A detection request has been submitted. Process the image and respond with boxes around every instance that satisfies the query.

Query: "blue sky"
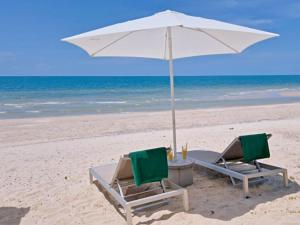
[0,0,299,76]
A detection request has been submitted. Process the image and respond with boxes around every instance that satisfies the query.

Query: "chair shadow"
[93,182,127,220]
[0,207,30,225]
[135,212,176,225]
[93,180,180,225]
[93,166,300,224]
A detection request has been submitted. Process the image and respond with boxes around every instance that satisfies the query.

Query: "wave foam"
[25,110,40,113]
[88,101,127,104]
[4,103,24,108]
[228,88,295,96]
[3,101,70,107]
[31,101,70,105]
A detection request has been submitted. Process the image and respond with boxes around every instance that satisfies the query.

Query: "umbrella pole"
[167,27,177,160]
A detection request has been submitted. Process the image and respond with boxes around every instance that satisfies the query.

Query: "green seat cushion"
[129,147,168,186]
[240,133,270,163]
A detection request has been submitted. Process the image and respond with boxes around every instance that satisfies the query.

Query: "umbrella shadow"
[132,167,299,224]
[185,166,300,221]
[0,207,30,225]
[137,168,300,224]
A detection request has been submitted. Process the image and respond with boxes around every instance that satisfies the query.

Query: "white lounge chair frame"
[89,155,189,225]
[188,134,288,196]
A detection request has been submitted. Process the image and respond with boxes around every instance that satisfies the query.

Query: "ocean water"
[0,76,300,119]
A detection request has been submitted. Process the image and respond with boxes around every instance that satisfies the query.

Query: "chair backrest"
[217,138,243,162]
[110,156,133,184]
[214,134,272,163]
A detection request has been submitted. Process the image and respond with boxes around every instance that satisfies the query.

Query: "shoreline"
[2,99,300,121]
[1,101,300,122]
[1,102,300,148]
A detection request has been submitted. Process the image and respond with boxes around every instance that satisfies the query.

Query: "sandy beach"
[1,103,300,225]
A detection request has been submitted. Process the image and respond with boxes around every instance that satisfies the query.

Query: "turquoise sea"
[0,76,300,119]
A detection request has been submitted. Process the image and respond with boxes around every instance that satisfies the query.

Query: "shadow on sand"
[93,167,300,224]
[0,207,30,225]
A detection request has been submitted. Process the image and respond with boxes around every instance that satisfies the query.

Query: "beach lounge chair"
[187,133,288,196]
[89,147,189,225]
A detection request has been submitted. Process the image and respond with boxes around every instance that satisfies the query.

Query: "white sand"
[0,103,300,225]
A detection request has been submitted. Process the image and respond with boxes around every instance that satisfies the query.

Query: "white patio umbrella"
[62,10,278,160]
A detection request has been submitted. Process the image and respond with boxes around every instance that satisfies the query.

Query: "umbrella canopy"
[62,10,278,160]
[62,10,277,59]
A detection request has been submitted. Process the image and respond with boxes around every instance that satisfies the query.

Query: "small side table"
[168,159,194,187]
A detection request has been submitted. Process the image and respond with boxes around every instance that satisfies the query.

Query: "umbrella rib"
[181,26,240,53]
[91,31,136,56]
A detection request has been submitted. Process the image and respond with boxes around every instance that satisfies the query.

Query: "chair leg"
[283,169,288,187]
[89,169,93,184]
[125,205,133,225]
[183,189,189,211]
[117,180,125,198]
[254,160,262,172]
[161,180,166,193]
[221,157,236,185]
[243,177,249,197]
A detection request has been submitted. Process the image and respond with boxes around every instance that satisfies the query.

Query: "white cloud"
[233,18,274,26]
[35,62,52,71]
[279,2,300,19]
[0,51,16,62]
